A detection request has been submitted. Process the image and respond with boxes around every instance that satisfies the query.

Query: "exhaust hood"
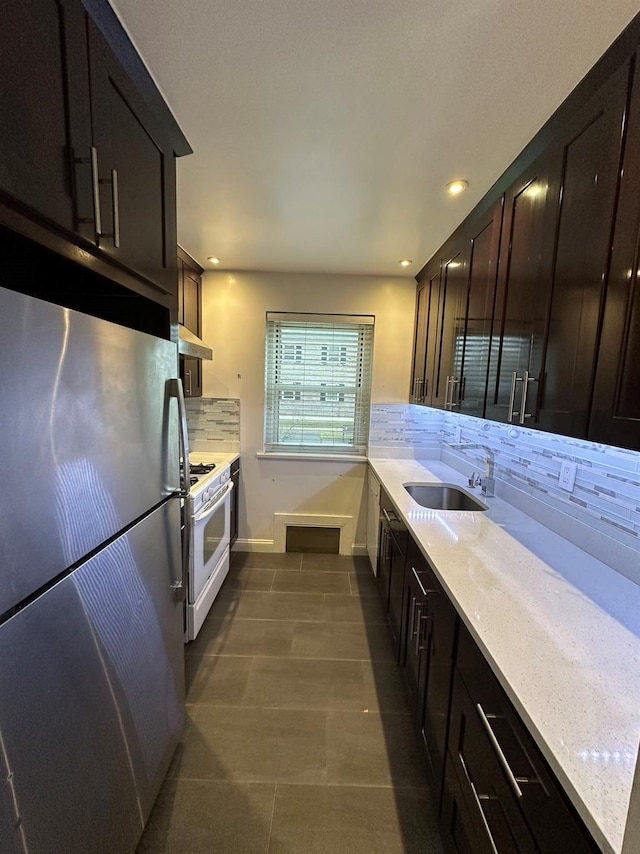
[178,325,213,360]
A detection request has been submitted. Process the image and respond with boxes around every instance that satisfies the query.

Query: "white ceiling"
[111,0,639,277]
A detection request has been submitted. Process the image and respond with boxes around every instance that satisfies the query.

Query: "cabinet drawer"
[449,671,538,853]
[455,628,598,853]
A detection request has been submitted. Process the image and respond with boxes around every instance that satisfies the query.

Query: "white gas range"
[183,453,237,641]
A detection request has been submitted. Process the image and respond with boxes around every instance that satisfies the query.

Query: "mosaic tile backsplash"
[369,404,640,581]
[186,398,240,453]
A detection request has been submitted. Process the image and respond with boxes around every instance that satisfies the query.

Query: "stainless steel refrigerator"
[0,286,186,853]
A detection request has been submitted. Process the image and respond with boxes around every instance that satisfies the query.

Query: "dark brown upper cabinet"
[177,248,204,398]
[0,0,91,235]
[0,0,190,313]
[437,244,470,412]
[590,58,640,451]
[536,62,631,438]
[484,152,563,425]
[86,20,178,298]
[412,13,640,451]
[410,264,441,406]
[456,202,503,417]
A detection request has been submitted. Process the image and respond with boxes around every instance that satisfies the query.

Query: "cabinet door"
[181,356,202,398]
[537,63,630,438]
[183,266,201,334]
[458,203,503,417]
[436,246,470,411]
[0,0,92,237]
[418,561,458,790]
[448,673,538,853]
[590,59,640,450]
[410,282,429,403]
[87,20,177,298]
[387,527,407,651]
[485,153,562,424]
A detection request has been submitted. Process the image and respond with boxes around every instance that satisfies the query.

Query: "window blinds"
[264,313,374,455]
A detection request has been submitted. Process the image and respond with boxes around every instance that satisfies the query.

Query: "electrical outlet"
[559,460,577,492]
[454,425,462,443]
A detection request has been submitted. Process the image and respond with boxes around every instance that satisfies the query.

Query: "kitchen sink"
[403,483,488,511]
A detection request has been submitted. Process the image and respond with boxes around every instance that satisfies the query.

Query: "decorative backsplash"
[186,398,240,453]
[369,404,640,581]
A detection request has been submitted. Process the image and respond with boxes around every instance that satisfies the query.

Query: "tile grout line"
[238,655,256,708]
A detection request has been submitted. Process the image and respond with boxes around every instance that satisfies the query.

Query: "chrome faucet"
[447,442,496,497]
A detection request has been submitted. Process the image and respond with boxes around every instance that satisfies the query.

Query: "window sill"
[256,452,368,462]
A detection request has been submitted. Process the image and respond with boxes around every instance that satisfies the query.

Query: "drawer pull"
[411,566,437,598]
[458,752,499,854]
[476,704,523,799]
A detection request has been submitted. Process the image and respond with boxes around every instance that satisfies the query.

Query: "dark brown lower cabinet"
[401,538,457,796]
[445,625,600,854]
[394,531,600,853]
[377,490,408,655]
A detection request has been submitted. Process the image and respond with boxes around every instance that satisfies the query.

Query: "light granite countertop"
[368,457,640,854]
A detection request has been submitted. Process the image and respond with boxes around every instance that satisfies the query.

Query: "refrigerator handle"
[168,378,191,492]
[168,378,190,601]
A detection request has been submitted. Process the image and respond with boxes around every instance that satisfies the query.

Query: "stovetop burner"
[190,462,217,475]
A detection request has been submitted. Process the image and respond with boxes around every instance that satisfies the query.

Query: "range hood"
[178,325,213,360]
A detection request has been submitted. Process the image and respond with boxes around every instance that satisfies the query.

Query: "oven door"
[189,481,233,605]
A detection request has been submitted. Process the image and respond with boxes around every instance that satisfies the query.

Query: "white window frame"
[264,312,374,456]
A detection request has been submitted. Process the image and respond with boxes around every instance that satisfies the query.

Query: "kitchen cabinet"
[1,0,90,236]
[178,248,204,398]
[590,58,640,451]
[442,623,599,854]
[457,202,503,417]
[230,459,240,547]
[377,489,408,654]
[0,0,189,312]
[400,537,457,799]
[410,20,640,451]
[484,151,562,425]
[413,202,501,416]
[410,264,441,405]
[437,243,471,412]
[536,62,630,438]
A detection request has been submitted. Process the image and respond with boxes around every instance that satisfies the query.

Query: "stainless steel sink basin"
[403,483,488,511]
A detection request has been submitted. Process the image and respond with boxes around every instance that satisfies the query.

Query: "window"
[264,312,374,455]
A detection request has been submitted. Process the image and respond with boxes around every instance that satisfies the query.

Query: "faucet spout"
[447,441,496,497]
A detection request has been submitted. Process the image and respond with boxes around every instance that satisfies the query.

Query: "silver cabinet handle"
[476,704,523,798]
[508,371,524,423]
[458,752,500,854]
[445,375,460,410]
[423,377,428,403]
[75,146,103,238]
[185,369,192,396]
[90,146,103,236]
[412,378,419,402]
[99,168,120,248]
[111,168,120,248]
[519,371,537,425]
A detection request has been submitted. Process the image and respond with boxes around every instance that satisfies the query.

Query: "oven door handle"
[192,480,234,524]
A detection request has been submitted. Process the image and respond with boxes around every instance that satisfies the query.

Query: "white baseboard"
[232,537,367,557]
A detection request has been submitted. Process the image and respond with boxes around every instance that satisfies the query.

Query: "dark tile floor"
[137,552,445,853]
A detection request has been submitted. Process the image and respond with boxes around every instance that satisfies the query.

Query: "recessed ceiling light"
[446,180,469,196]
[399,259,413,267]
[206,256,221,264]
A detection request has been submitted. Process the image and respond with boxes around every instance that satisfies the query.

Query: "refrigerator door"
[0,500,184,853]
[0,286,180,616]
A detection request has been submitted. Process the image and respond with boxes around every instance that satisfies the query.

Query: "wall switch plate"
[454,425,462,443]
[559,460,577,492]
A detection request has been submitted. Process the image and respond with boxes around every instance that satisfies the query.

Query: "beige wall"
[200,271,416,550]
